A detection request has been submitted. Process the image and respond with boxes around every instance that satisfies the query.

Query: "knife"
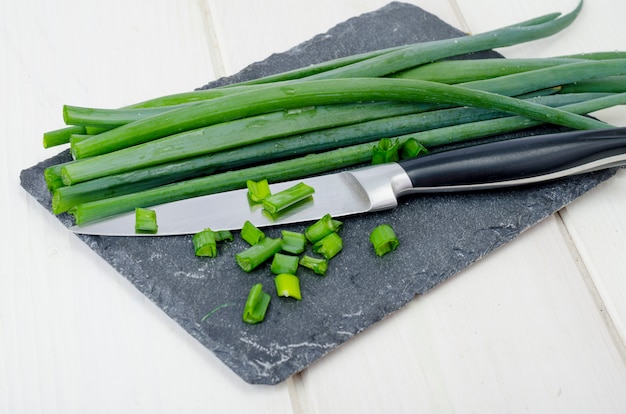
[71,127,626,236]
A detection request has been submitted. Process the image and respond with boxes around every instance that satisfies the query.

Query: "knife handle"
[399,127,626,193]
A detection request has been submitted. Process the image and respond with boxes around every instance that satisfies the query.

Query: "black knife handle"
[399,127,626,192]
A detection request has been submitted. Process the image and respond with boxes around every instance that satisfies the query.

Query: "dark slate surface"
[20,2,617,384]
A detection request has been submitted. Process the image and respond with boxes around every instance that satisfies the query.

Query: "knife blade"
[71,127,626,236]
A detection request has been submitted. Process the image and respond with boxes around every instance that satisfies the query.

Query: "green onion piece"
[261,182,315,215]
[192,228,217,257]
[270,253,299,275]
[274,274,302,300]
[214,230,234,242]
[246,179,271,203]
[312,232,343,260]
[242,283,271,324]
[281,230,307,254]
[370,224,399,257]
[43,125,86,148]
[235,237,282,272]
[241,220,265,245]
[134,207,158,234]
[400,138,429,159]
[298,255,328,276]
[371,138,401,164]
[305,214,343,243]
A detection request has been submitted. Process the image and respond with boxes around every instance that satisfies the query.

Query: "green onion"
[312,232,343,260]
[242,283,271,324]
[305,1,583,80]
[305,214,343,243]
[214,230,234,242]
[262,182,315,215]
[280,230,307,254]
[58,56,626,186]
[270,253,299,275]
[240,220,265,246]
[370,224,399,257]
[391,57,583,83]
[66,142,372,225]
[400,138,429,159]
[559,76,626,94]
[61,101,429,184]
[246,179,271,203]
[372,138,401,164]
[66,92,626,226]
[65,74,609,160]
[404,92,626,148]
[51,92,611,212]
[43,125,86,149]
[274,274,302,300]
[235,237,282,272]
[192,228,217,257]
[298,255,328,276]
[134,207,158,234]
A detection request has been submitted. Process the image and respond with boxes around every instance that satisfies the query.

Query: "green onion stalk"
[64,92,626,225]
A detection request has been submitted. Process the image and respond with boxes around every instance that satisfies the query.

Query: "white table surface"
[3,0,626,412]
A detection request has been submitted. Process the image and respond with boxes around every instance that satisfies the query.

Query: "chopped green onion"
[192,228,217,257]
[371,138,401,164]
[305,214,343,243]
[235,237,282,272]
[298,255,328,276]
[246,179,271,203]
[242,283,271,324]
[370,224,399,257]
[312,232,343,260]
[261,182,315,215]
[214,230,234,242]
[270,253,299,275]
[400,138,429,159]
[274,274,302,300]
[241,220,265,245]
[134,207,158,234]
[280,230,307,254]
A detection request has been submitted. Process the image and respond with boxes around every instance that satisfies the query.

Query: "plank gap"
[555,210,626,368]
[286,372,311,414]
[197,0,227,80]
[447,0,472,34]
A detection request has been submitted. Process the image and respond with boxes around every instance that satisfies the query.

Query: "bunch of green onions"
[42,1,626,226]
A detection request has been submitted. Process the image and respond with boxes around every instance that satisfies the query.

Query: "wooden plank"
[205,0,461,76]
[298,217,626,412]
[3,0,295,412]
[456,0,626,348]
[4,0,626,412]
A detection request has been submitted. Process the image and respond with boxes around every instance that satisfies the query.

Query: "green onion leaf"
[305,214,343,243]
[370,224,399,257]
[192,228,218,257]
[312,232,343,260]
[262,182,315,215]
[298,255,328,276]
[372,138,401,164]
[400,138,429,159]
[134,207,158,234]
[241,220,265,245]
[246,179,271,203]
[274,274,302,300]
[235,237,282,272]
[242,283,271,324]
[214,230,234,242]
[270,253,299,275]
[280,230,307,254]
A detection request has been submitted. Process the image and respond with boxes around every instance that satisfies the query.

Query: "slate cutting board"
[20,2,617,384]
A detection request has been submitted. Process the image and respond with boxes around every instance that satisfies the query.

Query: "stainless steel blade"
[70,163,413,236]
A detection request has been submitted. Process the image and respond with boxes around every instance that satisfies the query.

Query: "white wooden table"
[3,0,626,412]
